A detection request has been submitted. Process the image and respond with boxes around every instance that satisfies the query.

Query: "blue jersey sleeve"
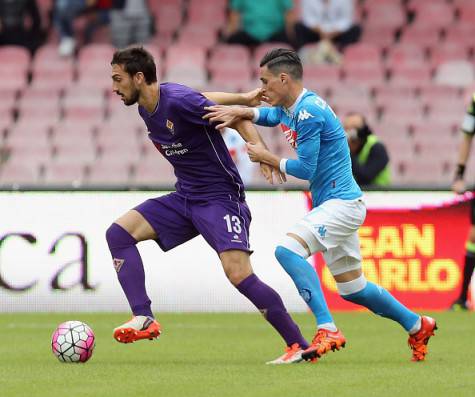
[285,108,325,180]
[256,107,281,127]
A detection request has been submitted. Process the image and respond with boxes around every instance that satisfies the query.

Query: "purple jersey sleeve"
[173,91,216,127]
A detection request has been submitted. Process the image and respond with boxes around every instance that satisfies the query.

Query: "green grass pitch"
[0,312,473,397]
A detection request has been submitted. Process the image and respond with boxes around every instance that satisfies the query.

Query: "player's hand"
[277,169,287,183]
[203,105,244,130]
[246,142,267,162]
[259,163,285,185]
[259,163,274,185]
[242,88,264,107]
[452,178,466,194]
[272,166,286,184]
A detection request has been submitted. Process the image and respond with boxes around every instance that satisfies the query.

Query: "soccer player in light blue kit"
[205,48,437,362]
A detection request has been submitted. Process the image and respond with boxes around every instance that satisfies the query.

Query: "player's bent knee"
[225,265,252,286]
[106,223,137,249]
[220,250,252,286]
[227,271,250,286]
[327,255,362,278]
[287,223,325,255]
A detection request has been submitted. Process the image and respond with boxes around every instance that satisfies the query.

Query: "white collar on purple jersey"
[286,88,307,113]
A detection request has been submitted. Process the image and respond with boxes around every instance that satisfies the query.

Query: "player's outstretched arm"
[246,143,286,184]
[248,117,320,182]
[203,105,254,130]
[233,119,286,184]
[202,88,264,107]
[247,142,281,169]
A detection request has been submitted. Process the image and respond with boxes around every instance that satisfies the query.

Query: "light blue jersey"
[255,89,362,207]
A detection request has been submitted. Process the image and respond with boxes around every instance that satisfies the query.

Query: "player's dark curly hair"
[111,46,157,84]
[260,48,303,80]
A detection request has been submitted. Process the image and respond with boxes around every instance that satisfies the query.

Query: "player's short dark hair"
[111,46,157,84]
[260,48,303,80]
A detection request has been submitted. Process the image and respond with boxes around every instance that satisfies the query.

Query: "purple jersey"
[138,83,245,199]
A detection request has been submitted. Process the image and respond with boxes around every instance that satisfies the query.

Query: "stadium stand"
[1,0,475,188]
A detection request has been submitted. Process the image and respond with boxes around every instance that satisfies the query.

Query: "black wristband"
[455,164,466,180]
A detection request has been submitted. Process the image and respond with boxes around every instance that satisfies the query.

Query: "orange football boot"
[408,316,437,362]
[113,316,161,343]
[266,343,304,364]
[302,328,346,361]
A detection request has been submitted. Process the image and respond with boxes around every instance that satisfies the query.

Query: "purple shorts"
[134,192,252,254]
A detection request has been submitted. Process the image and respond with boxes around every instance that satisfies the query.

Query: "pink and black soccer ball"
[51,321,95,363]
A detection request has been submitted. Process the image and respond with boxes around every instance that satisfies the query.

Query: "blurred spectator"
[344,113,390,187]
[55,0,110,57]
[0,0,45,54]
[451,92,475,311]
[109,0,151,49]
[222,127,255,185]
[294,0,361,52]
[223,0,295,46]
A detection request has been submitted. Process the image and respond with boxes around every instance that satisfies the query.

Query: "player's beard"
[123,88,140,106]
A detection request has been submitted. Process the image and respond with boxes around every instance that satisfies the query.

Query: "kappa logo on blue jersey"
[316,225,327,239]
[297,109,314,122]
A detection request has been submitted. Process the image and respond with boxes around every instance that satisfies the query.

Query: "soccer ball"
[51,320,95,363]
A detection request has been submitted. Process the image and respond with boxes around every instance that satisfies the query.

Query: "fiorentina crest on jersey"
[280,123,297,148]
[166,119,174,133]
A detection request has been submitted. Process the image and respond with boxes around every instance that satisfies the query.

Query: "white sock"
[318,322,338,332]
[408,317,422,335]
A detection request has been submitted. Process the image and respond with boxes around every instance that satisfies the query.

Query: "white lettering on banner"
[0,191,470,312]
[0,192,308,313]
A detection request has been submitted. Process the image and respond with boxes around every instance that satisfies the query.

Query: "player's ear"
[280,73,287,84]
[134,72,145,85]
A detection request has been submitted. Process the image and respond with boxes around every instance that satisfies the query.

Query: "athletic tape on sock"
[278,235,309,258]
[337,274,368,296]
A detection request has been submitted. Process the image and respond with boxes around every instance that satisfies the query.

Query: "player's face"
[111,64,140,106]
[259,66,288,107]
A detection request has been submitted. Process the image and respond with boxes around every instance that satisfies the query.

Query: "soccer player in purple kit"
[107,46,308,364]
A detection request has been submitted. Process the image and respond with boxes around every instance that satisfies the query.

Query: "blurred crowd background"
[0,0,474,188]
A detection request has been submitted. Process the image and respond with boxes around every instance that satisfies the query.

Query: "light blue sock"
[342,281,419,332]
[275,246,333,326]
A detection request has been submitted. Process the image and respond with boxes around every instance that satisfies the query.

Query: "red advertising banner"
[313,196,472,311]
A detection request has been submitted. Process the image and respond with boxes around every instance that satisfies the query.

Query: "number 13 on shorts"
[223,214,242,234]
